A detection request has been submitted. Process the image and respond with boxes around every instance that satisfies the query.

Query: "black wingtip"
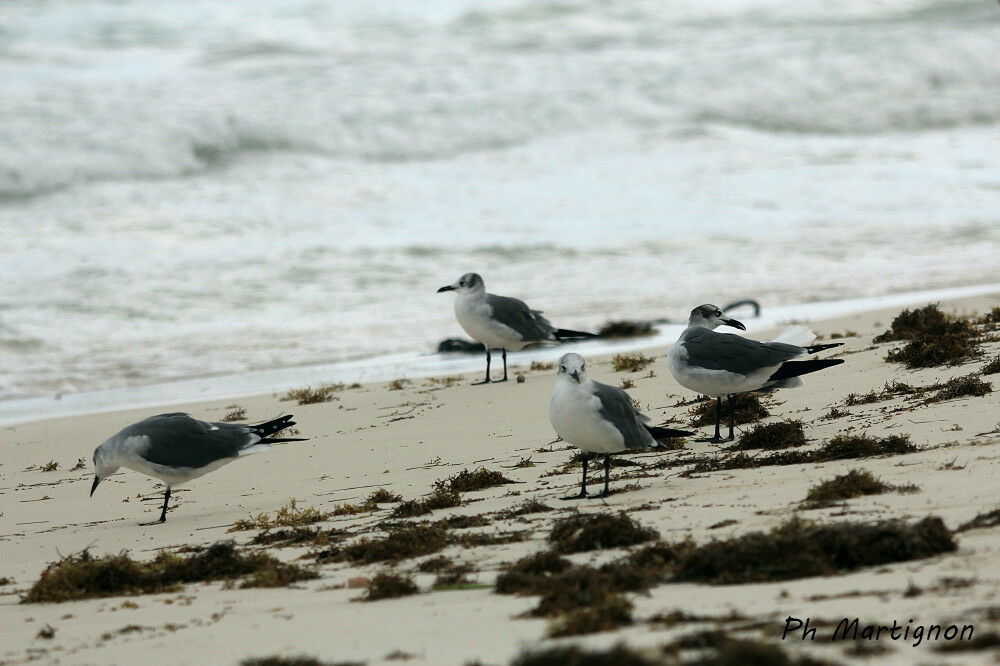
[805,342,845,353]
[553,328,598,340]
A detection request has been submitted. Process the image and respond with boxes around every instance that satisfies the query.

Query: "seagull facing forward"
[91,413,305,524]
[437,273,595,384]
[667,304,844,442]
[549,353,693,499]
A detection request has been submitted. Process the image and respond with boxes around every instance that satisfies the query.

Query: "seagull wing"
[485,293,555,343]
[128,413,263,469]
[591,381,656,450]
[682,328,804,375]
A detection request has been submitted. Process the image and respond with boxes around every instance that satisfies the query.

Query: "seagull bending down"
[667,304,844,443]
[437,273,595,384]
[91,413,305,524]
[549,353,693,499]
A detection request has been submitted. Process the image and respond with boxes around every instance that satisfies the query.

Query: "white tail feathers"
[771,325,816,348]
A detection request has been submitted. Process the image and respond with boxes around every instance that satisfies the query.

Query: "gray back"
[681,327,803,375]
[124,413,257,469]
[485,293,555,342]
[592,381,655,450]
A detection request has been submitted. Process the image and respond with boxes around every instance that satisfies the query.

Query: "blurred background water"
[1,0,999,401]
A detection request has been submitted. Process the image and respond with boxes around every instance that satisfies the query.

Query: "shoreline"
[3,281,999,428]
[0,290,998,665]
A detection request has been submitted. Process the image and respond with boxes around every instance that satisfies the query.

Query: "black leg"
[472,349,492,385]
[497,349,508,382]
[696,396,726,443]
[561,455,589,500]
[727,395,736,441]
[141,486,171,525]
[158,486,171,522]
[596,454,611,498]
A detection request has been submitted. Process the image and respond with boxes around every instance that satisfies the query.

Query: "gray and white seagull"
[667,304,844,443]
[549,353,693,499]
[437,273,595,384]
[91,413,306,524]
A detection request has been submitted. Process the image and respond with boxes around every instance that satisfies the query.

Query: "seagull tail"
[768,358,844,382]
[553,328,597,341]
[250,415,307,442]
[644,424,694,443]
[771,325,816,347]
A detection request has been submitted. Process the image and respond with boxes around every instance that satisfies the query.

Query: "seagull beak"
[90,476,100,497]
[437,285,455,293]
[723,318,746,331]
[570,370,580,382]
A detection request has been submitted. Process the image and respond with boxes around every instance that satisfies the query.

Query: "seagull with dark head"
[549,353,693,499]
[91,413,306,524]
[437,272,595,384]
[667,304,844,443]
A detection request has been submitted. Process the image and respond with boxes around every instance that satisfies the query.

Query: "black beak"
[437,285,455,293]
[570,371,580,382]
[90,476,100,497]
[723,318,747,331]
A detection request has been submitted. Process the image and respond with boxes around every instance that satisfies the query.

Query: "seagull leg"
[696,396,726,443]
[140,486,171,525]
[593,454,611,499]
[496,349,509,382]
[726,395,736,441]
[561,455,589,500]
[472,348,492,385]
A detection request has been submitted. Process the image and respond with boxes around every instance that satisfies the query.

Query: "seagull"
[666,304,844,443]
[91,413,306,524]
[437,273,595,384]
[549,353,693,499]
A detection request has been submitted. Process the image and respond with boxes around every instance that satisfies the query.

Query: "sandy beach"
[1,292,998,665]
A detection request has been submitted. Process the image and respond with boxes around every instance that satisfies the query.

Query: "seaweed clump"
[672,516,955,584]
[436,467,515,493]
[389,488,462,518]
[690,433,917,473]
[242,658,361,666]
[732,420,806,450]
[280,383,346,405]
[23,542,317,603]
[957,507,1000,532]
[611,353,657,373]
[802,469,918,508]
[926,374,992,402]
[318,524,449,565]
[689,394,769,428]
[875,304,982,368]
[497,498,553,519]
[362,572,419,601]
[510,644,656,666]
[597,320,657,339]
[982,355,1000,375]
[230,499,330,532]
[549,512,658,553]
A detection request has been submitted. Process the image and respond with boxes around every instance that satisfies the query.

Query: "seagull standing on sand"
[437,273,595,384]
[667,304,844,443]
[549,353,693,499]
[91,413,305,524]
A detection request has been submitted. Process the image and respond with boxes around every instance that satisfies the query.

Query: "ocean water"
[1,0,999,402]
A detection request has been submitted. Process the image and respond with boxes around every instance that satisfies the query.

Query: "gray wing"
[485,293,555,342]
[126,413,259,469]
[682,328,803,375]
[591,381,655,450]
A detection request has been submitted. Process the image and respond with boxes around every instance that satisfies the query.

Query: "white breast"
[666,341,774,397]
[454,296,526,350]
[549,380,626,454]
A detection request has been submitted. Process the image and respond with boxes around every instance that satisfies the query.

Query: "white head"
[90,442,121,497]
[556,352,588,383]
[437,272,485,295]
[687,304,746,331]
